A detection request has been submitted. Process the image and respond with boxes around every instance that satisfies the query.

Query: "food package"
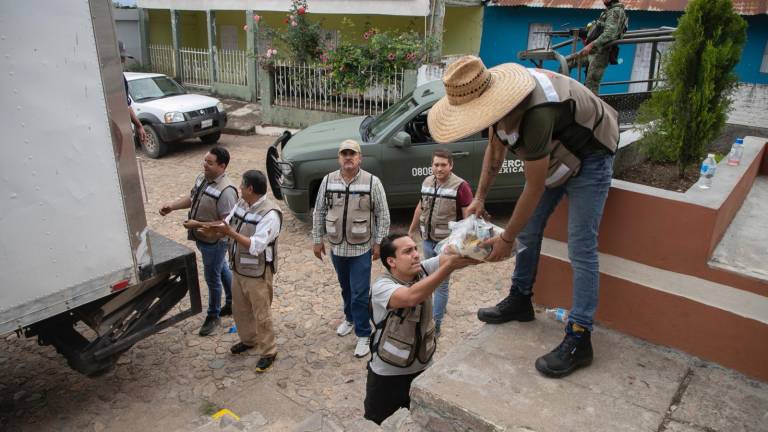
[435,215,525,261]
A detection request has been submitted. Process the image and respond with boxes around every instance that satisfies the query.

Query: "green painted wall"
[147,9,171,45]
[443,6,483,56]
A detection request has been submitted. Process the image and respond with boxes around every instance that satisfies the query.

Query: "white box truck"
[0,0,201,375]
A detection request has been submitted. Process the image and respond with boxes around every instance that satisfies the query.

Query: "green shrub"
[637,0,746,177]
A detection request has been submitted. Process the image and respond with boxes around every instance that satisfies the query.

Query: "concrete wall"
[478,7,768,93]
[728,83,768,129]
[444,6,483,56]
[114,8,144,64]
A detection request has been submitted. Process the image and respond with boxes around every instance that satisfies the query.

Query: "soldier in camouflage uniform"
[577,0,628,94]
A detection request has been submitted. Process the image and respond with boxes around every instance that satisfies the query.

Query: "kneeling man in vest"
[364,233,477,424]
[207,170,282,373]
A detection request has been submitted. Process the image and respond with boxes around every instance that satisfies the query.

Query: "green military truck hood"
[282,116,366,160]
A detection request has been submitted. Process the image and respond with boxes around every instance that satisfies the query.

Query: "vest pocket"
[325,215,339,234]
[348,218,370,243]
[433,223,451,238]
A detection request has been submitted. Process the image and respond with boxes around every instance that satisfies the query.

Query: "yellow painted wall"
[216,10,246,50]
[179,10,208,48]
[443,6,483,56]
[148,9,436,52]
[147,9,171,45]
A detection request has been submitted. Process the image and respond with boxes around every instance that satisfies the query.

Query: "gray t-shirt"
[369,256,440,376]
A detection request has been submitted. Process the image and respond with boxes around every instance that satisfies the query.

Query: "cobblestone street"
[0,134,518,431]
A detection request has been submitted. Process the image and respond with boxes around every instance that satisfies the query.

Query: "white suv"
[125,72,227,158]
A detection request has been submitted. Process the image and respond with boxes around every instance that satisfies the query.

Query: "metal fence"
[148,44,175,77]
[179,47,211,88]
[216,49,248,86]
[272,61,406,116]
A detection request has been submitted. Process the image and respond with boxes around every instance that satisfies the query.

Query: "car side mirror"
[392,131,412,148]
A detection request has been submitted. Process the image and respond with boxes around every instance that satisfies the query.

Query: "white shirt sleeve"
[223,205,237,224]
[421,256,440,275]
[248,210,281,257]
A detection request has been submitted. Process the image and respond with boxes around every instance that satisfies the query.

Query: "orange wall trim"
[535,255,768,382]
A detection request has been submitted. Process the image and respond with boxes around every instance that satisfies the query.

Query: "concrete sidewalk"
[409,314,768,432]
[219,98,299,137]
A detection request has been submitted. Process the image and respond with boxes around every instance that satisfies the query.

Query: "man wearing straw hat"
[427,56,619,378]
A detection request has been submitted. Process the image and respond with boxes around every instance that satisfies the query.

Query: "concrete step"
[710,176,768,283]
[535,238,768,382]
[409,316,768,432]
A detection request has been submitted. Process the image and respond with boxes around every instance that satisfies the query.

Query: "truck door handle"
[452,151,470,158]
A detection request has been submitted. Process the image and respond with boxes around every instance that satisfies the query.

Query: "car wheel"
[200,131,221,145]
[142,125,168,159]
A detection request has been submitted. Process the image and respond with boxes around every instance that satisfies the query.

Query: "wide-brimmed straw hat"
[427,56,535,144]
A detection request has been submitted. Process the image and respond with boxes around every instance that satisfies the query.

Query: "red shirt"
[456,181,474,220]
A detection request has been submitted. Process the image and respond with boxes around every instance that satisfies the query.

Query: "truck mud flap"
[266,130,292,201]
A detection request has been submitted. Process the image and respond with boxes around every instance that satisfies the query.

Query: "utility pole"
[429,0,445,62]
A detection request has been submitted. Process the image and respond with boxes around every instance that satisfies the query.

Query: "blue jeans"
[197,240,233,318]
[511,154,614,331]
[331,251,373,337]
[422,239,450,324]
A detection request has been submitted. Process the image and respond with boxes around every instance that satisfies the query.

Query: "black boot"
[535,322,593,378]
[477,292,535,324]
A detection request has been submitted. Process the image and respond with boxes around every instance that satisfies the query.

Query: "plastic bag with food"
[434,215,525,261]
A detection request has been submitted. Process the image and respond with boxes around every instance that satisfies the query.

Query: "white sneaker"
[336,320,354,337]
[354,336,371,358]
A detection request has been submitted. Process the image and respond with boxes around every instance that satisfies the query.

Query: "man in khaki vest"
[312,139,390,358]
[205,170,282,373]
[159,147,238,336]
[365,233,476,424]
[407,149,473,336]
[427,56,619,378]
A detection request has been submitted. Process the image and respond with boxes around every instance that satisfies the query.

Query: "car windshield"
[127,76,187,102]
[368,91,416,139]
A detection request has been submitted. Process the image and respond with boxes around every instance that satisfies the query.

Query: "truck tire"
[200,131,221,144]
[142,125,168,159]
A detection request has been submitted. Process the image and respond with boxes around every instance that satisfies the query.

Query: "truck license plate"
[201,119,213,129]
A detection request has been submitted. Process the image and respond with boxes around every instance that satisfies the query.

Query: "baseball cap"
[338,139,361,154]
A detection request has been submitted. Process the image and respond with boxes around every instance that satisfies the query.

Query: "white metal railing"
[179,47,211,88]
[216,49,248,86]
[272,61,406,116]
[148,44,175,77]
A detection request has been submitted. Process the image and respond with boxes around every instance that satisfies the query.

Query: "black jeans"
[363,366,423,425]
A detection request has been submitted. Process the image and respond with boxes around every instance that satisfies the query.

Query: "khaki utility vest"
[323,170,374,246]
[371,271,437,368]
[496,68,619,188]
[419,173,465,241]
[228,198,282,278]
[188,173,238,243]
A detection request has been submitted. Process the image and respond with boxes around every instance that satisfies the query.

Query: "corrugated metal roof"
[490,0,768,15]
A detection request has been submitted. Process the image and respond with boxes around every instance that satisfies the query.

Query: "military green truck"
[266,80,525,222]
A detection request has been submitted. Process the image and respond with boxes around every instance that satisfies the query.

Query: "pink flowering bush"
[327,28,433,92]
[261,0,322,64]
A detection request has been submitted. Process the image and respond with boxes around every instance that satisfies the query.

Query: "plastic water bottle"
[545,308,569,323]
[726,138,744,166]
[698,154,717,189]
